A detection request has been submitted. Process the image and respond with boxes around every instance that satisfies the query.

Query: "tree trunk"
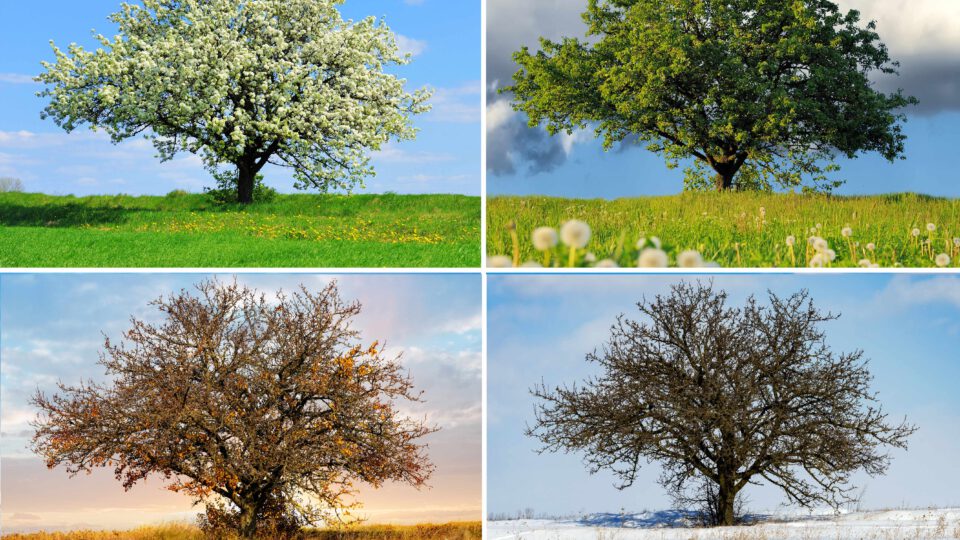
[237,162,255,205]
[715,478,737,527]
[714,172,735,192]
[237,502,259,539]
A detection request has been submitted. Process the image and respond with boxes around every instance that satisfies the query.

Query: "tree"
[507,0,917,192]
[527,281,915,526]
[31,280,436,538]
[38,0,431,203]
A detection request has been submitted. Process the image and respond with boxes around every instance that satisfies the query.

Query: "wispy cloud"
[396,34,428,57]
[0,73,38,85]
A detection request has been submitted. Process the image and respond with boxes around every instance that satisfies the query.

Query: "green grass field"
[0,192,480,267]
[488,192,960,268]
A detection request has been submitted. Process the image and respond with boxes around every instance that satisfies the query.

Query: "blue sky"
[487,0,960,198]
[0,0,480,196]
[0,273,481,532]
[488,273,960,516]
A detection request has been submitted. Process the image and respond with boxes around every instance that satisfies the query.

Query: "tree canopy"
[508,0,917,192]
[528,281,915,526]
[32,280,436,538]
[38,0,431,203]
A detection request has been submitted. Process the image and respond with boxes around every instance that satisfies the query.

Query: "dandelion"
[532,227,558,251]
[866,242,876,251]
[858,259,871,268]
[595,259,618,268]
[927,223,936,232]
[954,238,960,247]
[560,220,591,248]
[488,255,512,268]
[786,235,797,265]
[520,261,543,268]
[870,263,880,268]
[636,237,647,249]
[936,253,951,267]
[809,253,828,268]
[911,228,920,237]
[584,252,597,264]
[677,250,704,268]
[841,227,852,238]
[561,220,591,266]
[638,248,669,268]
[813,237,829,253]
[826,249,837,262]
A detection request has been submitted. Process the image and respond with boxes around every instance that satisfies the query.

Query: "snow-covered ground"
[489,508,960,540]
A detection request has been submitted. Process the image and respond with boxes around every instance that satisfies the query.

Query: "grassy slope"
[0,522,482,540]
[488,192,960,268]
[0,193,480,267]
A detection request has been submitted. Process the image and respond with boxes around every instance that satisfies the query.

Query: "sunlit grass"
[0,192,480,267]
[487,192,960,268]
[0,522,482,540]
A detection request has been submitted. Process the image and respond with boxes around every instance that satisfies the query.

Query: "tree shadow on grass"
[0,202,152,227]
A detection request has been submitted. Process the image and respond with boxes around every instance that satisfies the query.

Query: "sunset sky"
[0,273,482,533]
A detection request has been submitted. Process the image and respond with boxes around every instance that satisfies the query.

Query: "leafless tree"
[32,279,436,538]
[527,281,915,526]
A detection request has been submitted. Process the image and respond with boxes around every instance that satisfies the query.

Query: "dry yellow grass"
[0,522,482,540]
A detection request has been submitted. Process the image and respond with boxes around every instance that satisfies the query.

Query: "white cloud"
[426,81,480,123]
[874,275,960,310]
[374,143,456,163]
[395,34,428,57]
[838,0,960,57]
[486,100,516,134]
[0,73,38,85]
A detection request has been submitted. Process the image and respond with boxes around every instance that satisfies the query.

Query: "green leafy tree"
[38,0,431,203]
[507,0,917,192]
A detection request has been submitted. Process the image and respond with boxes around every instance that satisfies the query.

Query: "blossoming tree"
[528,281,915,526]
[38,0,431,203]
[31,280,436,538]
[508,0,916,192]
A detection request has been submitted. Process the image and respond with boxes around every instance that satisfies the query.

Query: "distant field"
[487,192,960,268]
[0,521,482,540]
[0,192,480,267]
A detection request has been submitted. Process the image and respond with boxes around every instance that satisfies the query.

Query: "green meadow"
[487,192,960,268]
[0,192,480,267]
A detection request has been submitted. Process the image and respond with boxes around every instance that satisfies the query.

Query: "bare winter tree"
[32,279,436,538]
[527,281,915,527]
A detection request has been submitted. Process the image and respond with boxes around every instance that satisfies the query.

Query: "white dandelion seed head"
[531,227,559,251]
[841,227,853,238]
[487,255,513,268]
[636,237,647,249]
[595,259,619,268]
[858,259,871,268]
[936,253,951,267]
[650,236,662,249]
[677,250,704,268]
[560,220,591,248]
[912,228,921,237]
[826,249,837,262]
[809,253,827,268]
[954,238,960,247]
[584,252,597,263]
[637,248,669,268]
[869,263,880,268]
[927,223,936,232]
[520,261,543,268]
[785,235,796,247]
[866,242,876,251]
[813,237,829,253]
